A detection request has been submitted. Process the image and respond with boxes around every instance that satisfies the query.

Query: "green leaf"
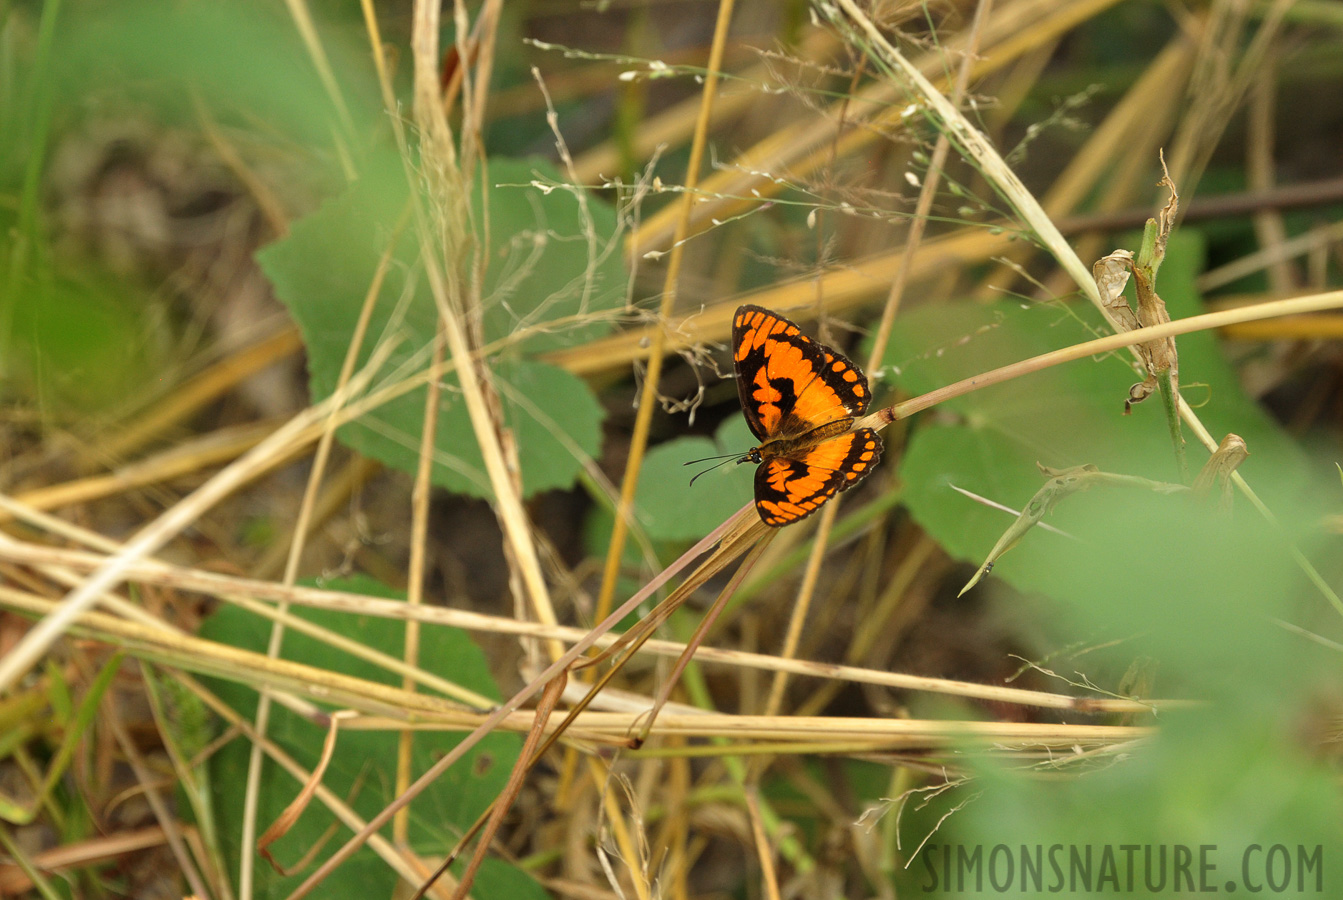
[878,232,1307,596]
[258,152,620,499]
[634,416,758,541]
[199,575,544,900]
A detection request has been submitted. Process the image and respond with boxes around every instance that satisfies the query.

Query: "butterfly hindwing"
[753,429,883,526]
[754,456,846,527]
[732,305,872,442]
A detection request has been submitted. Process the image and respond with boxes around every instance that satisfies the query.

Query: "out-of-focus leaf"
[6,274,163,415]
[904,494,1340,897]
[57,1,381,152]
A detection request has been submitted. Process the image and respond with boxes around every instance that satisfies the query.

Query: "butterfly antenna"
[682,452,740,466]
[687,455,742,487]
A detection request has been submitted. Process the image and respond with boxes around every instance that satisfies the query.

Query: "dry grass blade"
[279,515,742,899]
[545,228,1015,377]
[630,0,1127,259]
[8,419,286,519]
[97,326,302,465]
[241,221,404,900]
[408,0,561,664]
[102,670,212,900]
[640,522,772,741]
[592,0,738,630]
[867,290,1343,425]
[0,826,170,896]
[0,532,1185,713]
[396,330,446,847]
[827,0,1096,305]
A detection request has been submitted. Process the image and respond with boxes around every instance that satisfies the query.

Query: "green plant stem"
[1158,368,1188,482]
[0,823,64,900]
[1136,216,1161,273]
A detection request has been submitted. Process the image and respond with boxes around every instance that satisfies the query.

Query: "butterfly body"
[731,305,883,526]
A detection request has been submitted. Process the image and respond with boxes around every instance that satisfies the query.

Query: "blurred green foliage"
[4,272,163,415]
[2,0,627,498]
[892,490,1341,897]
[868,233,1342,897]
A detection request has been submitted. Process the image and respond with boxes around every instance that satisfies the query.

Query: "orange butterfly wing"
[732,305,883,526]
[754,429,882,526]
[732,305,871,441]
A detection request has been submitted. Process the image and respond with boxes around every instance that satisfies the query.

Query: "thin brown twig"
[1052,176,1343,236]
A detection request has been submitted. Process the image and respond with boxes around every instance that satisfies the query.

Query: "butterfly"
[731,305,883,526]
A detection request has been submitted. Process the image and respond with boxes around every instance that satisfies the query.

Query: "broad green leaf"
[200,575,544,900]
[878,232,1307,597]
[258,153,621,498]
[634,416,757,541]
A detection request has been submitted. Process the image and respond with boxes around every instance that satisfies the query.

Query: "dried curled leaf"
[1191,433,1249,513]
[1092,161,1181,415]
[1093,250,1140,332]
[258,710,357,877]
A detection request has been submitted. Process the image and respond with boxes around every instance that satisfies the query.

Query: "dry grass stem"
[0,537,1164,713]
[0,353,388,696]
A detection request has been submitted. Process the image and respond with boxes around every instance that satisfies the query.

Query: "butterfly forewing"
[732,305,801,441]
[732,305,872,441]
